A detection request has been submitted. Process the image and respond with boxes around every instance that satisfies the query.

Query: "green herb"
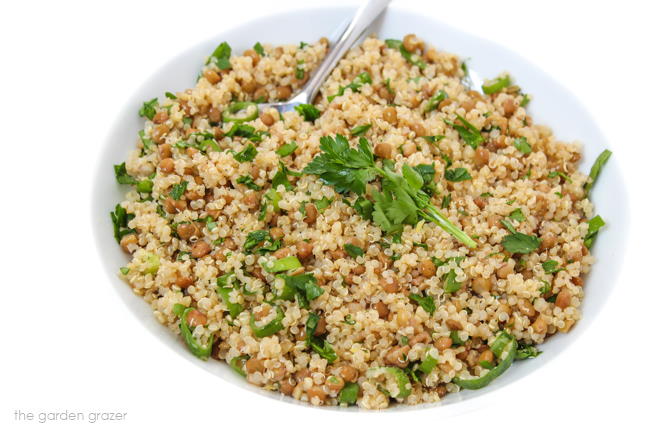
[443,269,461,293]
[176,251,191,261]
[342,314,356,325]
[173,305,213,360]
[350,123,372,137]
[584,215,605,249]
[120,267,130,275]
[513,137,531,155]
[233,144,258,162]
[384,78,395,95]
[216,281,244,318]
[299,41,309,49]
[313,196,332,212]
[423,135,445,144]
[276,141,298,157]
[295,65,304,79]
[169,181,188,200]
[249,307,284,338]
[453,332,516,390]
[516,343,542,359]
[419,354,438,374]
[542,260,564,274]
[253,42,265,56]
[165,92,177,100]
[441,194,451,209]
[501,219,517,234]
[278,273,323,305]
[508,208,525,222]
[445,115,485,149]
[110,203,135,243]
[229,355,249,376]
[305,312,337,363]
[223,101,259,123]
[138,98,158,120]
[353,196,373,220]
[206,41,232,70]
[265,256,302,273]
[408,294,436,314]
[136,179,153,194]
[304,134,476,247]
[444,167,472,182]
[413,164,436,195]
[423,90,447,113]
[295,103,321,122]
[539,280,551,294]
[450,330,466,346]
[413,242,428,250]
[548,171,572,183]
[501,232,541,254]
[138,130,154,155]
[234,175,260,191]
[584,149,612,195]
[338,382,360,405]
[243,230,281,254]
[343,243,364,258]
[114,162,136,185]
[385,39,425,70]
[482,74,511,95]
[327,72,373,102]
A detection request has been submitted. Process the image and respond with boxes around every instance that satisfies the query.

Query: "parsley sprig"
[304,135,476,248]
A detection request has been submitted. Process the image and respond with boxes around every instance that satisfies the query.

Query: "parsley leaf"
[424,90,447,113]
[253,42,265,56]
[516,343,542,359]
[272,162,300,190]
[584,215,605,249]
[206,41,232,70]
[542,260,564,274]
[110,203,135,243]
[233,144,258,162]
[327,72,373,102]
[276,141,298,157]
[138,98,157,120]
[513,137,531,155]
[350,124,372,137]
[343,243,364,258]
[445,114,485,149]
[313,196,332,212]
[243,230,281,254]
[508,208,525,222]
[236,175,261,191]
[385,39,426,69]
[295,104,321,122]
[443,269,461,293]
[114,162,136,185]
[225,123,266,143]
[501,232,541,254]
[169,181,188,200]
[408,294,436,314]
[548,171,572,183]
[352,196,373,220]
[444,167,472,182]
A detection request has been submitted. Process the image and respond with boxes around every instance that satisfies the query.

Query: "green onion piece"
[136,179,153,193]
[513,137,531,155]
[276,141,298,157]
[424,90,448,113]
[229,355,250,376]
[223,101,258,122]
[264,256,302,273]
[338,383,360,405]
[490,331,513,357]
[343,243,364,258]
[419,354,438,374]
[143,253,160,275]
[174,306,213,360]
[453,335,516,389]
[249,307,285,338]
[120,267,130,275]
[482,75,511,95]
[217,286,244,318]
[584,149,612,195]
[368,367,412,399]
[350,124,372,136]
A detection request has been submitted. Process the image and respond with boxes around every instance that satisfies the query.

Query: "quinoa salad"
[110,34,611,409]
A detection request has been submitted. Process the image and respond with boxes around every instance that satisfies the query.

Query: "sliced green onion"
[482,75,511,95]
[229,355,250,376]
[584,149,612,195]
[249,307,285,338]
[264,256,301,273]
[453,334,516,389]
[223,101,258,122]
[338,382,360,405]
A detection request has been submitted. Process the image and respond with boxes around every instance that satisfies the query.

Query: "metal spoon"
[257,0,392,114]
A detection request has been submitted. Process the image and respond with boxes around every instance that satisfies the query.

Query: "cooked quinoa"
[111,34,609,409]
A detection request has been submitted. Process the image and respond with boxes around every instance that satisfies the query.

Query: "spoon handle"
[300,0,392,104]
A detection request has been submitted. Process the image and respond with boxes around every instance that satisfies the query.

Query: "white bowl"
[92,5,629,411]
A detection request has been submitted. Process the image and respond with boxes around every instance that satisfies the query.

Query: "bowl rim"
[91,3,630,413]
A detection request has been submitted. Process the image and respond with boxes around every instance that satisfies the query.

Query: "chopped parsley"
[482,74,511,95]
[508,208,525,222]
[236,175,261,191]
[232,144,258,162]
[271,162,301,190]
[584,215,605,249]
[443,269,461,293]
[114,162,136,185]
[110,203,135,243]
[206,41,232,70]
[423,90,447,113]
[327,72,372,102]
[501,232,541,254]
[516,343,542,359]
[138,98,157,120]
[305,313,337,363]
[445,114,485,149]
[343,243,364,258]
[276,141,298,157]
[408,294,436,314]
[513,137,531,155]
[385,39,425,69]
[548,171,572,183]
[444,167,472,182]
[295,104,321,122]
[243,230,281,254]
[313,196,332,212]
[169,181,188,200]
[350,124,372,137]
[225,123,266,143]
[542,260,564,274]
[253,42,265,56]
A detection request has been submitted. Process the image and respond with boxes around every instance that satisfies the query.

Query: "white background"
[2,0,649,431]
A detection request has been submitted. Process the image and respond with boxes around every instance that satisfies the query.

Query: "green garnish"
[206,41,232,70]
[120,267,130,275]
[271,162,300,190]
[138,98,157,120]
[444,167,472,182]
[169,181,188,200]
[110,203,135,243]
[350,124,372,137]
[136,179,153,194]
[173,304,213,360]
[303,134,476,248]
[342,314,356,325]
[513,137,531,155]
[229,355,250,376]
[277,273,323,306]
[249,306,285,338]
[313,196,332,212]
[542,260,564,274]
[295,65,305,80]
[501,232,541,254]
[305,312,337,363]
[276,141,298,157]
[445,114,485,149]
[516,343,542,359]
[338,383,360,405]
[423,90,447,113]
[243,230,281,254]
[419,354,438,374]
[584,149,612,195]
[508,208,525,222]
[584,215,605,249]
[232,144,258,163]
[216,274,244,318]
[453,332,516,390]
[408,294,436,314]
[443,269,461,293]
[223,101,258,122]
[295,104,321,122]
[253,42,265,56]
[481,74,511,95]
[441,194,451,209]
[327,72,373,102]
[114,162,136,185]
[385,39,425,70]
[264,256,302,273]
[548,171,572,183]
[236,175,261,191]
[165,92,177,100]
[343,243,364,258]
